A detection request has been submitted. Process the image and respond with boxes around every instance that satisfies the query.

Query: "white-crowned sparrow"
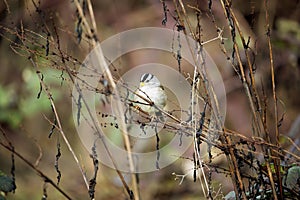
[133,73,167,120]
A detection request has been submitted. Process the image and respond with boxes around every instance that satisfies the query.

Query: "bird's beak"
[140,82,145,87]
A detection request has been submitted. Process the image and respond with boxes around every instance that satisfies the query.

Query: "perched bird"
[133,73,167,121]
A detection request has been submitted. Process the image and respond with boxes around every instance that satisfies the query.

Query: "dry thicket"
[0,0,299,200]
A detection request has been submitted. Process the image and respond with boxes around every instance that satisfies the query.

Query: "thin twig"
[265,0,282,198]
[72,1,139,198]
[0,129,73,200]
[29,58,90,189]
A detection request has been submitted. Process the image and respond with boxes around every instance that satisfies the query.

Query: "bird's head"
[139,73,161,87]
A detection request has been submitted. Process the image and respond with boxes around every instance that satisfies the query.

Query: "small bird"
[133,73,167,121]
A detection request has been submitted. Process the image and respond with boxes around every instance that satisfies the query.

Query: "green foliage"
[277,19,300,40]
[0,85,22,128]
[283,166,300,193]
[0,170,15,200]
[0,67,63,128]
[20,67,62,116]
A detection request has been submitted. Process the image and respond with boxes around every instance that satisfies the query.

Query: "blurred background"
[0,0,299,199]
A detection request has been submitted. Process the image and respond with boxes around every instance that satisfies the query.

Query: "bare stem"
[0,129,73,200]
